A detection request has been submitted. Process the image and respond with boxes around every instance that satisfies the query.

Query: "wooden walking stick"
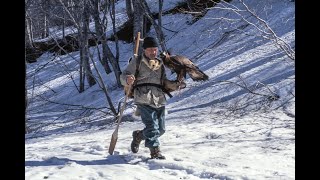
[108,32,141,155]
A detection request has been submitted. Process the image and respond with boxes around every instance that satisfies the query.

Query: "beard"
[146,53,157,60]
[149,54,156,59]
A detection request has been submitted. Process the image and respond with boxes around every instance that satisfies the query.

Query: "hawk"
[159,51,209,82]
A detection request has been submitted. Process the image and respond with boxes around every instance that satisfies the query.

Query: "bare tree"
[125,0,134,20]
[209,0,295,61]
[158,0,164,32]
[217,76,281,116]
[25,60,28,134]
[82,0,97,88]
[89,0,122,87]
[133,0,145,55]
[109,0,122,87]
[139,0,166,52]
[88,49,118,115]
[90,0,112,74]
[57,0,96,92]
[41,0,50,38]
[25,0,150,134]
[25,11,34,48]
[25,0,41,45]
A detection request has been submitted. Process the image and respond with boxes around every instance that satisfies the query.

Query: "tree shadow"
[168,68,294,114]
[25,155,129,167]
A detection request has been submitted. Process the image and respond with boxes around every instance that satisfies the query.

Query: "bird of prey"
[159,51,209,82]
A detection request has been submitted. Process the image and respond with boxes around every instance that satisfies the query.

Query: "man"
[120,37,167,159]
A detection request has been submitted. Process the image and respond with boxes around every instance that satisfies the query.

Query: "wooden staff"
[108,32,141,155]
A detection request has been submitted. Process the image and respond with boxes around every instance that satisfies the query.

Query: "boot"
[149,146,166,159]
[131,130,143,153]
[134,108,141,116]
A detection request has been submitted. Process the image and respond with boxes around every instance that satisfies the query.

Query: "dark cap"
[143,37,158,49]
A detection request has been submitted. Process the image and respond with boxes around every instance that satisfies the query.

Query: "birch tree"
[58,0,96,92]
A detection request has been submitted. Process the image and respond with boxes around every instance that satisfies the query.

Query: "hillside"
[25,0,295,179]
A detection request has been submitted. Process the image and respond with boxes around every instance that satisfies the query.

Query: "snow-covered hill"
[26,0,295,179]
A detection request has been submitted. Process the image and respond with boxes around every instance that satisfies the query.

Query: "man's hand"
[126,75,135,85]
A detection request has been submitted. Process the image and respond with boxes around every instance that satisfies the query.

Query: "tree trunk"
[25,60,28,134]
[139,0,166,51]
[158,0,163,29]
[26,11,34,47]
[158,0,165,50]
[91,0,112,74]
[62,8,65,39]
[41,0,50,38]
[79,47,85,93]
[143,16,147,38]
[42,15,49,38]
[105,45,122,86]
[89,53,118,115]
[125,0,134,20]
[110,0,122,87]
[133,0,144,55]
[83,1,96,87]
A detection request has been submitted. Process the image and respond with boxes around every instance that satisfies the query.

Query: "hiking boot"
[134,108,141,116]
[149,146,166,159]
[131,130,143,153]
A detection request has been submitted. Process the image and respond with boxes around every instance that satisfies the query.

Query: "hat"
[143,37,158,49]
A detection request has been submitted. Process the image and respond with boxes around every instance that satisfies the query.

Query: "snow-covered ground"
[26,0,295,179]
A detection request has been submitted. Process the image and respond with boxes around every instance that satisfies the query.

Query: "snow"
[26,0,295,179]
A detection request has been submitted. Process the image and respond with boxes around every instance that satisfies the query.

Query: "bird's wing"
[173,56,209,81]
[173,56,194,66]
[170,56,184,67]
[173,55,201,72]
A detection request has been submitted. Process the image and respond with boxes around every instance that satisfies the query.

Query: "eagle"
[159,51,209,82]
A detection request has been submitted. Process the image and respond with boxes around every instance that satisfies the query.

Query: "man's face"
[144,47,158,59]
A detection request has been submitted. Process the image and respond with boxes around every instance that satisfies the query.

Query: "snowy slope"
[26,0,295,179]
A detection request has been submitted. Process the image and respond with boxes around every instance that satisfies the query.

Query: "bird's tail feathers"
[189,69,209,81]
